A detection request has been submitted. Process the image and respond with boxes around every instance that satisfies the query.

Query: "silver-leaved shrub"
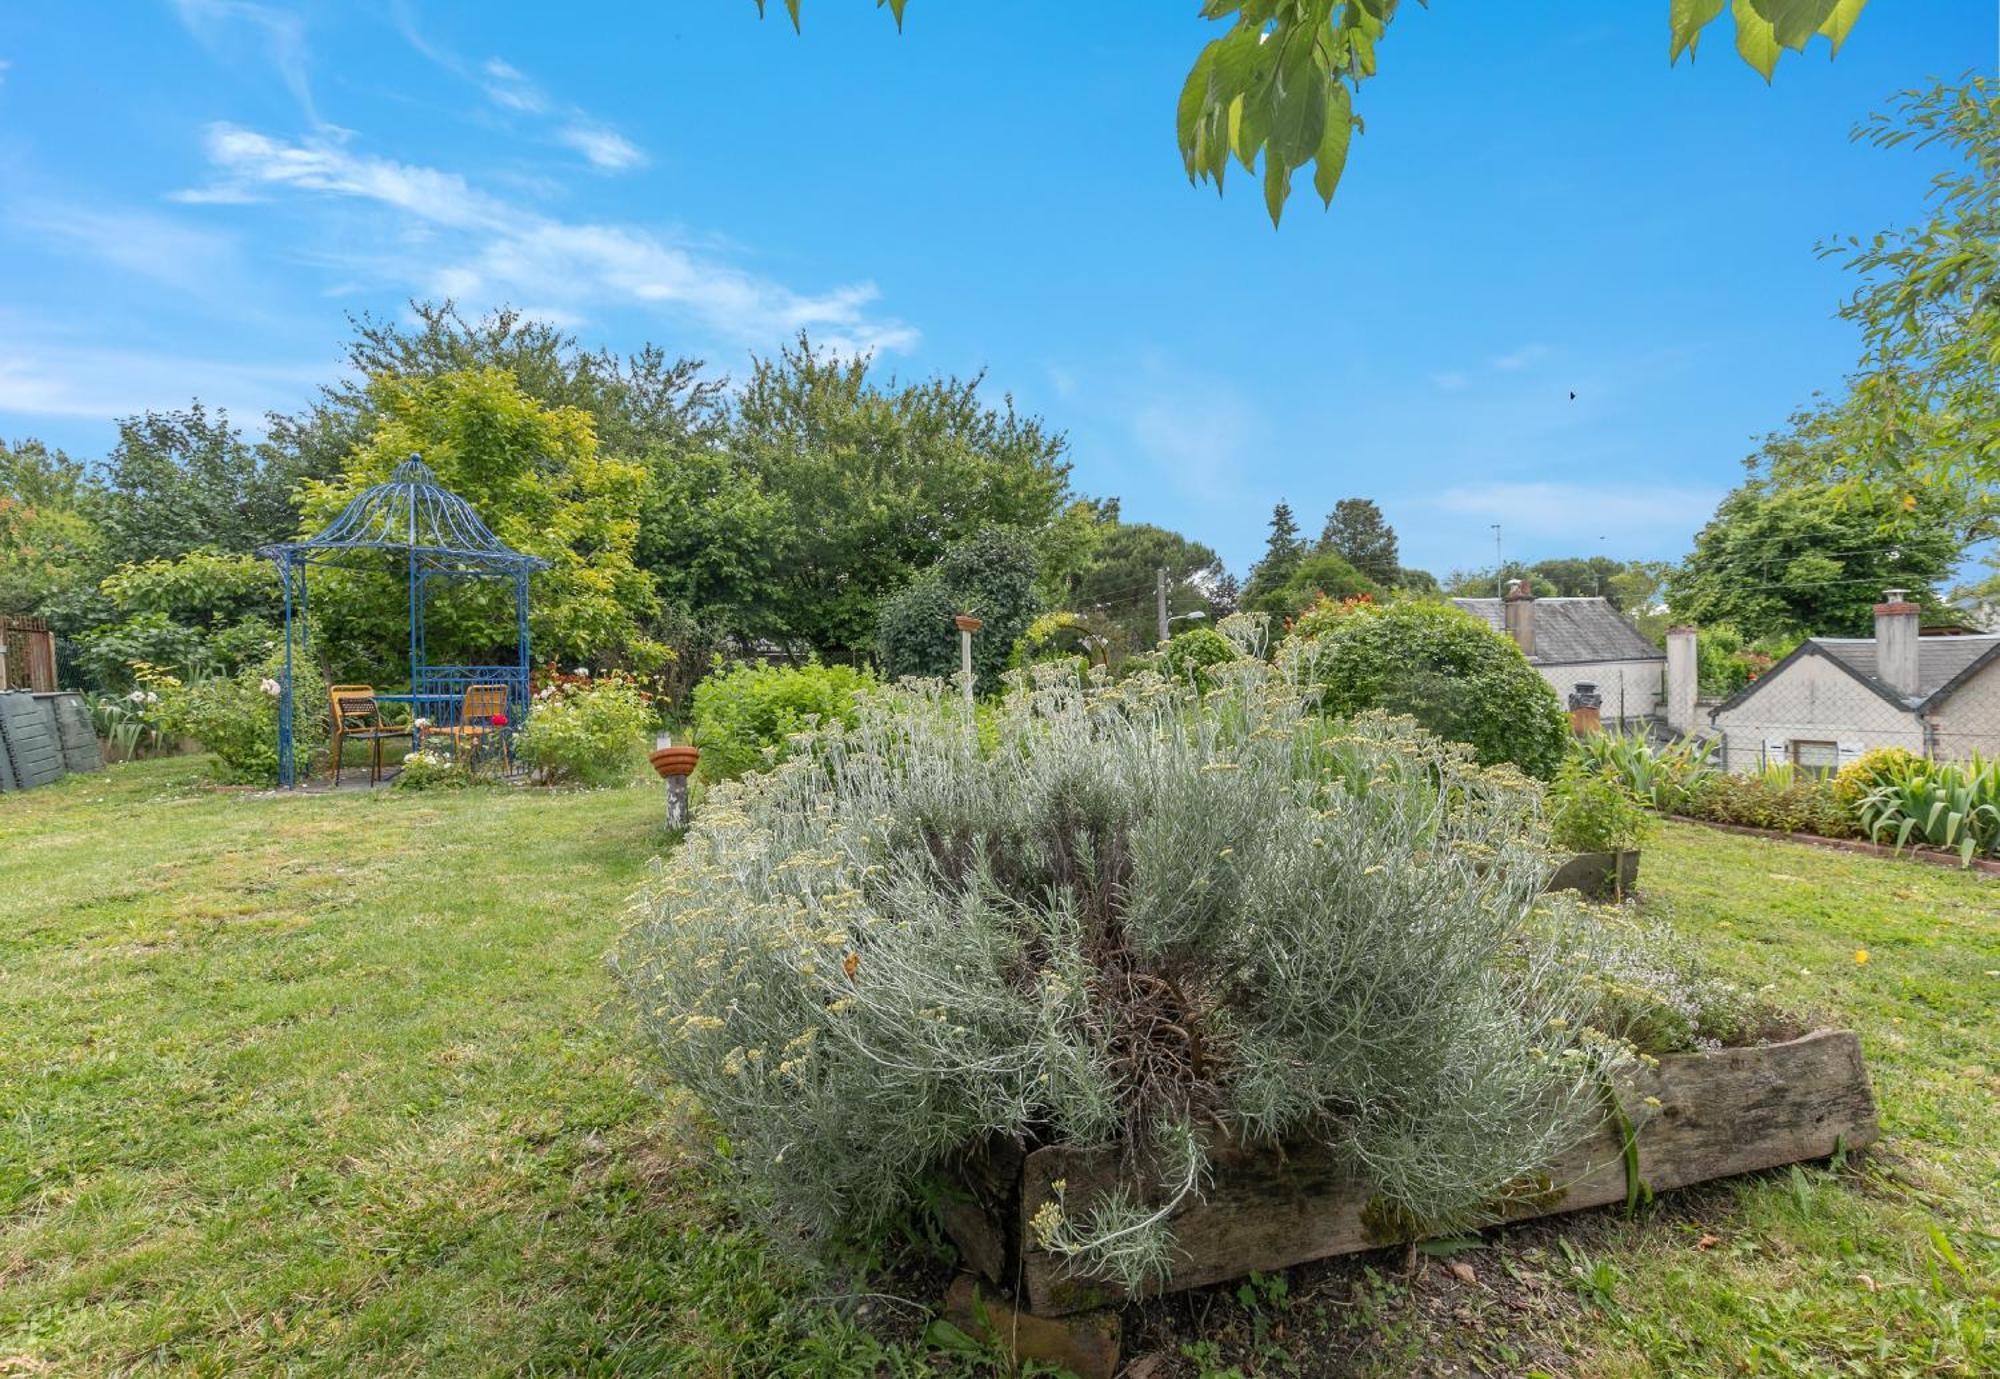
[615,662,1638,1289]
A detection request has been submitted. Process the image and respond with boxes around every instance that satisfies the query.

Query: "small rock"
[1448,1261,1478,1286]
[944,1274,1121,1379]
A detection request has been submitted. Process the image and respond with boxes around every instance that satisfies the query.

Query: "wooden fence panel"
[1,617,58,692]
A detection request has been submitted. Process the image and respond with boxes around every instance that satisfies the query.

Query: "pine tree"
[1244,501,1307,605]
[1318,497,1401,587]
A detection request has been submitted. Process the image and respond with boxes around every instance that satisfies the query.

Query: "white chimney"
[1665,625,1698,734]
[1502,579,1536,659]
[1874,590,1921,699]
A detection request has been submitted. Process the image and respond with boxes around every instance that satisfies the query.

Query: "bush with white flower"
[150,645,327,785]
[514,672,653,786]
[617,662,1713,1290]
[393,747,471,791]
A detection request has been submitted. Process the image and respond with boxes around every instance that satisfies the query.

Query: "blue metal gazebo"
[259,454,548,787]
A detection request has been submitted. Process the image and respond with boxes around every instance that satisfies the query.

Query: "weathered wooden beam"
[943,1029,1877,1317]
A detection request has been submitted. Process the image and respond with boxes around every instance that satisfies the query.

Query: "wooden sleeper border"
[940,1028,1878,1317]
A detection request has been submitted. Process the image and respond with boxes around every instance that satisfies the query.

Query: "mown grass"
[1,766,1994,1377]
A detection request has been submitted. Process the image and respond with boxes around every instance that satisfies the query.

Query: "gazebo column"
[278,558,296,789]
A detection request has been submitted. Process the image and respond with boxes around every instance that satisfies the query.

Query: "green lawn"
[2,759,1994,1376]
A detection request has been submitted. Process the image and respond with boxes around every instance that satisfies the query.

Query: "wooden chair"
[329,685,414,787]
[425,683,513,775]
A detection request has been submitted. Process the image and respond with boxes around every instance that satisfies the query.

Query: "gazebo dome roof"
[261,454,547,572]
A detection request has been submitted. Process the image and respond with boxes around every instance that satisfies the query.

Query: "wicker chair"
[425,683,513,775]
[329,685,413,786]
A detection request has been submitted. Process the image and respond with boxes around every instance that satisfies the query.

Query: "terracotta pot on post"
[650,740,700,830]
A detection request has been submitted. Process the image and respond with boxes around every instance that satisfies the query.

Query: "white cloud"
[1431,369,1468,391]
[481,57,547,114]
[1425,481,1722,545]
[0,331,328,422]
[557,122,648,172]
[1490,343,1550,372]
[10,203,236,291]
[180,123,915,354]
[171,0,322,128]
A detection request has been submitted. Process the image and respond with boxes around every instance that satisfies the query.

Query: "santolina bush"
[616,663,1668,1289]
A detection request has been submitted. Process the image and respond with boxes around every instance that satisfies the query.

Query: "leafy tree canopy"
[762,1,1868,223]
[718,337,1075,658]
[269,302,723,491]
[98,404,298,564]
[1317,496,1399,586]
[1242,501,1307,608]
[1664,461,1967,640]
[1442,557,1669,614]
[1782,79,1998,502]
[1060,519,1229,653]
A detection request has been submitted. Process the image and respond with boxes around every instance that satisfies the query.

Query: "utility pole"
[1491,525,1504,598]
[1156,567,1170,644]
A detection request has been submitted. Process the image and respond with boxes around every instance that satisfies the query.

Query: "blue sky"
[0,2,1992,580]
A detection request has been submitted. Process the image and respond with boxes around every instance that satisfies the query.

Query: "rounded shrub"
[875,528,1040,695]
[1286,600,1570,778]
[1831,745,1923,810]
[1155,624,1238,691]
[515,677,652,786]
[616,665,1638,1292]
[689,660,875,780]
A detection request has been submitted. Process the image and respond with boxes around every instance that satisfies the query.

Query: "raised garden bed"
[1546,848,1640,901]
[941,1028,1878,1318]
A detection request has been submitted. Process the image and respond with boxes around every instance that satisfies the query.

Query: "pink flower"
[490,712,509,728]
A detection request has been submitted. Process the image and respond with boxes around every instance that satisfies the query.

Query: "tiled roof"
[1813,634,2000,707]
[1449,597,1663,666]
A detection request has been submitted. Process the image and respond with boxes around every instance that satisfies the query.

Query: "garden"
[1,34,1995,1372]
[3,623,1996,1375]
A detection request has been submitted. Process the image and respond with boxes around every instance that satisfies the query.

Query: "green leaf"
[1816,0,1866,54]
[1267,36,1328,167]
[881,0,907,29]
[1263,154,1292,227]
[923,1320,982,1355]
[1417,1235,1488,1257]
[1178,43,1220,176]
[1731,0,1782,81]
[1669,0,1727,62]
[1750,0,1839,50]
[1313,81,1353,205]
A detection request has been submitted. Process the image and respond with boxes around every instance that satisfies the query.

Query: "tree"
[98,404,298,564]
[1252,549,1378,618]
[295,368,661,685]
[1243,502,1307,609]
[762,2,1870,224]
[0,439,105,623]
[721,338,1075,659]
[1664,464,1965,640]
[1062,520,1228,653]
[1290,599,1571,778]
[876,528,1041,694]
[1788,79,1998,502]
[1317,497,1399,586]
[267,302,724,491]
